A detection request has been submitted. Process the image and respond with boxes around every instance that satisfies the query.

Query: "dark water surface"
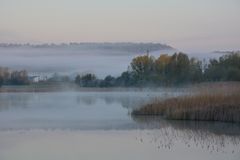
[0,91,239,160]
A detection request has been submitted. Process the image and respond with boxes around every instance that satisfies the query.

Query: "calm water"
[0,91,239,160]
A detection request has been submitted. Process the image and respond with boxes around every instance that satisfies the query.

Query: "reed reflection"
[132,116,240,154]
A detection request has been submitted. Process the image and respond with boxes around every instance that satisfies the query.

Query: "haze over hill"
[0,42,173,53]
[1,0,239,52]
[0,42,177,78]
[0,42,226,78]
[0,1,240,160]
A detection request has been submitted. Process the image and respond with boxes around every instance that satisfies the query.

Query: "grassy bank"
[132,83,240,123]
[0,82,82,92]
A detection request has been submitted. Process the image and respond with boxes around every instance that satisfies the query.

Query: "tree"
[75,73,97,87]
[205,53,240,81]
[75,75,81,84]
[189,58,203,82]
[155,54,171,73]
[154,54,172,84]
[0,76,3,87]
[0,67,10,85]
[165,52,191,84]
[101,75,116,87]
[10,70,29,85]
[116,71,136,87]
[130,54,155,83]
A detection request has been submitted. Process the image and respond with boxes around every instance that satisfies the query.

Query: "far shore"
[0,81,239,93]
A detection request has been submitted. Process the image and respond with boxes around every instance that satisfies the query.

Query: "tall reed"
[132,83,240,123]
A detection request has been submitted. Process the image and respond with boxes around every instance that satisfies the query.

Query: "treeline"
[205,53,240,81]
[0,68,29,86]
[75,52,240,87]
[1,52,239,87]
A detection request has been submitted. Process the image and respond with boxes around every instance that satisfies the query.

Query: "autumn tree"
[165,52,191,84]
[130,54,155,84]
[0,67,10,85]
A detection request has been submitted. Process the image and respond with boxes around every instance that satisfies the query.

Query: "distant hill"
[213,50,240,54]
[0,42,174,53]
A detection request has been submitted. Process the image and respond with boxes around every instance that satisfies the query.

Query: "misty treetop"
[75,52,240,87]
[1,52,239,87]
[0,67,29,86]
[205,53,240,81]
[119,52,204,86]
[75,73,97,87]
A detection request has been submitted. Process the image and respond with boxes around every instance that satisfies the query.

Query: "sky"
[0,0,240,52]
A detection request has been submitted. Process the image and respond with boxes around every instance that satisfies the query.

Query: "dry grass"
[132,83,240,123]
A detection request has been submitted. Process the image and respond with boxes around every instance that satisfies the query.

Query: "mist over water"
[0,91,182,130]
[0,45,223,78]
[0,44,236,160]
[0,91,239,160]
[0,0,239,159]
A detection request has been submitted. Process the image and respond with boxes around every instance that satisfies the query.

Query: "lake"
[0,91,239,160]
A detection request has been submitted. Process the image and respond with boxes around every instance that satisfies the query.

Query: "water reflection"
[132,116,240,154]
[0,92,173,130]
[0,90,183,111]
[0,93,32,111]
[75,93,153,109]
[0,92,239,159]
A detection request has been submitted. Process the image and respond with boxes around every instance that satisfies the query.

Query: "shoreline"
[0,81,239,93]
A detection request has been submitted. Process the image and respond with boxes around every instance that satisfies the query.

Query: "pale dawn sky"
[0,0,239,52]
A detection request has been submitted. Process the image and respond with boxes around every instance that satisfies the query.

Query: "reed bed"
[132,83,240,123]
